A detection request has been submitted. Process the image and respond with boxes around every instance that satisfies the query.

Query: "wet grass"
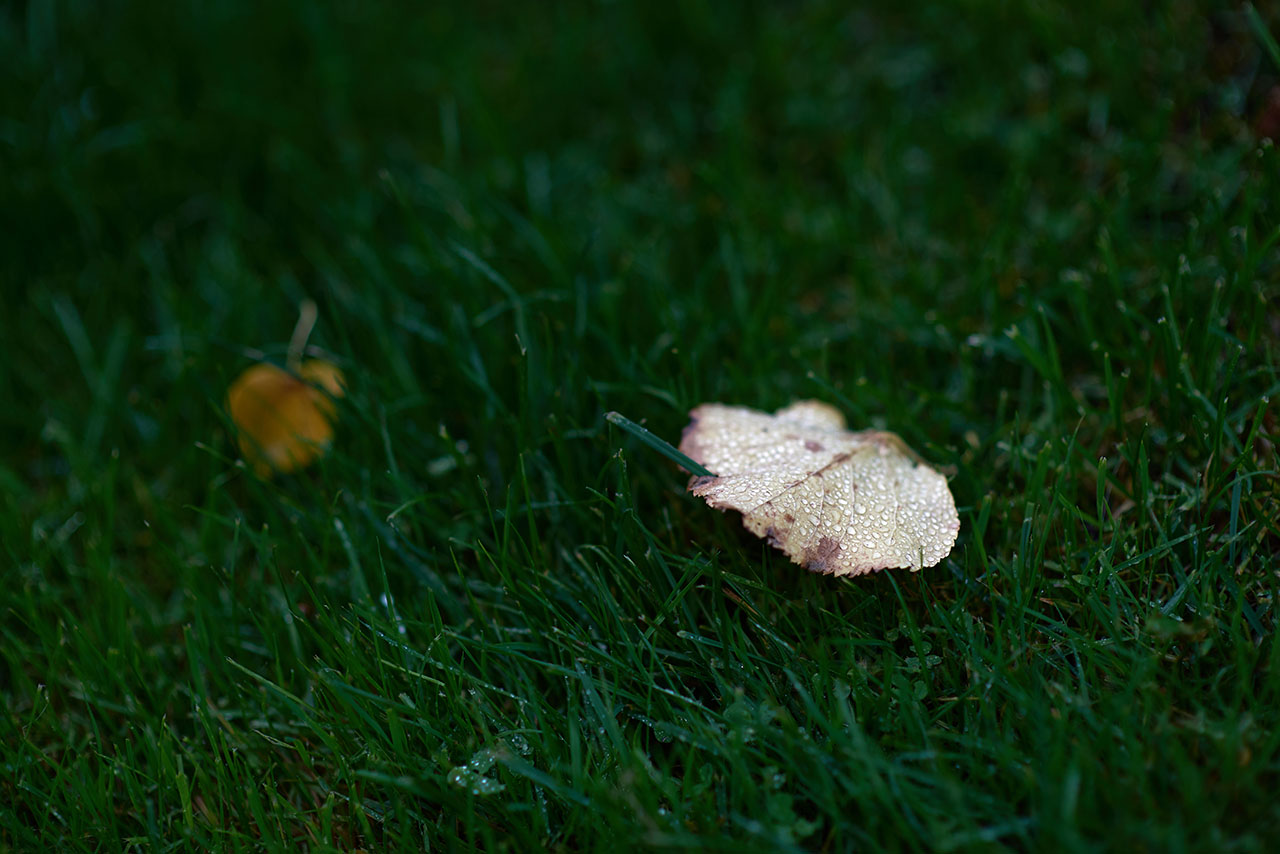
[3,0,1279,850]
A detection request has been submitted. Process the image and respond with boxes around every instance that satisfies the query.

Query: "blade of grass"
[605,411,714,476]
[1246,3,1280,72]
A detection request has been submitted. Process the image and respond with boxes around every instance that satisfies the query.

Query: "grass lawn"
[4,0,1279,850]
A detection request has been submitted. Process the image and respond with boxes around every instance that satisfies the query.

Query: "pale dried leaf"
[678,401,959,576]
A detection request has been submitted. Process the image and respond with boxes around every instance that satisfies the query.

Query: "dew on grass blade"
[468,747,497,773]
[678,401,959,576]
[472,777,505,795]
[447,749,506,796]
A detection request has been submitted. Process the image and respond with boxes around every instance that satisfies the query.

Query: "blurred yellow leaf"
[227,360,344,477]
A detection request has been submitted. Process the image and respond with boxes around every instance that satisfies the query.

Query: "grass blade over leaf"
[605,411,714,476]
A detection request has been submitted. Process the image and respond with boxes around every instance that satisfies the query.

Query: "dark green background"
[3,1,1278,850]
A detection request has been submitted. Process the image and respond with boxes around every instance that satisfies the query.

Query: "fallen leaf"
[678,401,959,576]
[227,360,344,476]
[226,300,344,477]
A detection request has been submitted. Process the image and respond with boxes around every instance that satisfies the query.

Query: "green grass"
[3,0,1279,850]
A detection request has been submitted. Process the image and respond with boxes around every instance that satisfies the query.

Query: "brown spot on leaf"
[805,440,823,452]
[803,536,842,574]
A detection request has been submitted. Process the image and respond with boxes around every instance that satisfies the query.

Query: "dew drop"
[472,776,506,795]
[468,748,497,774]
